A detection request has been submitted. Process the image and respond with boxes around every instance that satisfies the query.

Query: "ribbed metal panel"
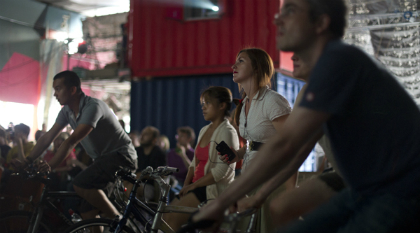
[129,0,280,78]
[276,72,305,108]
[131,73,244,146]
[276,73,317,172]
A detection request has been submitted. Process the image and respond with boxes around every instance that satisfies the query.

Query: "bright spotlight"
[212,6,219,11]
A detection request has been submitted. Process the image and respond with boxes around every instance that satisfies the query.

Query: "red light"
[124,187,127,192]
[77,41,88,54]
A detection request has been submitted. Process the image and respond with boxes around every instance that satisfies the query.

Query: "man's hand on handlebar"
[35,160,51,174]
[236,195,263,213]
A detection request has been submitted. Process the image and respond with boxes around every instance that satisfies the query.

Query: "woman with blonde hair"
[220,48,298,232]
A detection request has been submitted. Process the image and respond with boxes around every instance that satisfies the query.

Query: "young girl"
[163,86,240,231]
[221,48,298,232]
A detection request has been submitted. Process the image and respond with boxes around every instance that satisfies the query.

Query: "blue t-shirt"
[56,93,137,162]
[300,40,420,198]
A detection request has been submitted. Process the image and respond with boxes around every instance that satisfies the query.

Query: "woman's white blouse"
[239,87,291,172]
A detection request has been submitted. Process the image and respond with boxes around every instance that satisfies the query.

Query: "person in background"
[163,86,239,231]
[128,130,141,148]
[1,124,35,189]
[0,129,11,167]
[135,126,167,201]
[166,126,195,200]
[5,124,34,171]
[157,135,170,152]
[35,130,48,159]
[0,129,11,179]
[35,130,46,143]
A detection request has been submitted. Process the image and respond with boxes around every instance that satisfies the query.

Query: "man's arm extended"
[243,129,324,210]
[194,106,331,222]
[22,123,65,165]
[48,124,93,169]
[16,137,26,161]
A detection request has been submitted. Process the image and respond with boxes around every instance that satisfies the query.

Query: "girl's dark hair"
[233,48,275,126]
[14,123,30,137]
[200,86,234,118]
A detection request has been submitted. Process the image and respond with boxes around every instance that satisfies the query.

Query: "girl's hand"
[218,147,239,164]
[179,183,196,197]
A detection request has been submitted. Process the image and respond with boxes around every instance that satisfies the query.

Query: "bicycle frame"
[7,173,80,233]
[115,169,197,233]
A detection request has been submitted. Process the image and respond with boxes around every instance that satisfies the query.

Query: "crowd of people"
[1,0,420,232]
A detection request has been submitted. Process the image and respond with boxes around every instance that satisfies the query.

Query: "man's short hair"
[53,71,82,94]
[177,126,196,142]
[305,0,348,38]
[146,126,160,139]
[35,130,45,141]
[14,123,30,137]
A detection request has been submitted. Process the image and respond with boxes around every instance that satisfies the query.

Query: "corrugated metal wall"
[129,0,280,78]
[276,72,305,108]
[131,74,242,147]
[131,72,318,171]
[277,73,318,172]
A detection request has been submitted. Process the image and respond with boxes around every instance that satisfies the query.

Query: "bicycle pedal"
[109,215,122,231]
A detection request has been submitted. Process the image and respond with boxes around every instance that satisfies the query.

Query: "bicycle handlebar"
[115,166,179,184]
[11,164,51,185]
[156,166,179,176]
[115,167,137,183]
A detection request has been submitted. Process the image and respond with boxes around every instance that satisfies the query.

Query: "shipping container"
[128,0,280,78]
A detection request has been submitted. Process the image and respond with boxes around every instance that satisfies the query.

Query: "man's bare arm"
[16,138,26,161]
[252,129,324,205]
[271,114,299,191]
[195,107,331,221]
[48,124,93,169]
[24,123,65,163]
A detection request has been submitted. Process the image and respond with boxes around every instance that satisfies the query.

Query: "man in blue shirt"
[15,71,137,220]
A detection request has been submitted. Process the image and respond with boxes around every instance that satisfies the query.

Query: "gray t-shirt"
[56,93,137,162]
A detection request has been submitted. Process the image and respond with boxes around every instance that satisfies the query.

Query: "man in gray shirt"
[15,71,137,220]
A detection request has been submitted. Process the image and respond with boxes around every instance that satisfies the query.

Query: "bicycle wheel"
[64,218,137,233]
[0,210,53,233]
